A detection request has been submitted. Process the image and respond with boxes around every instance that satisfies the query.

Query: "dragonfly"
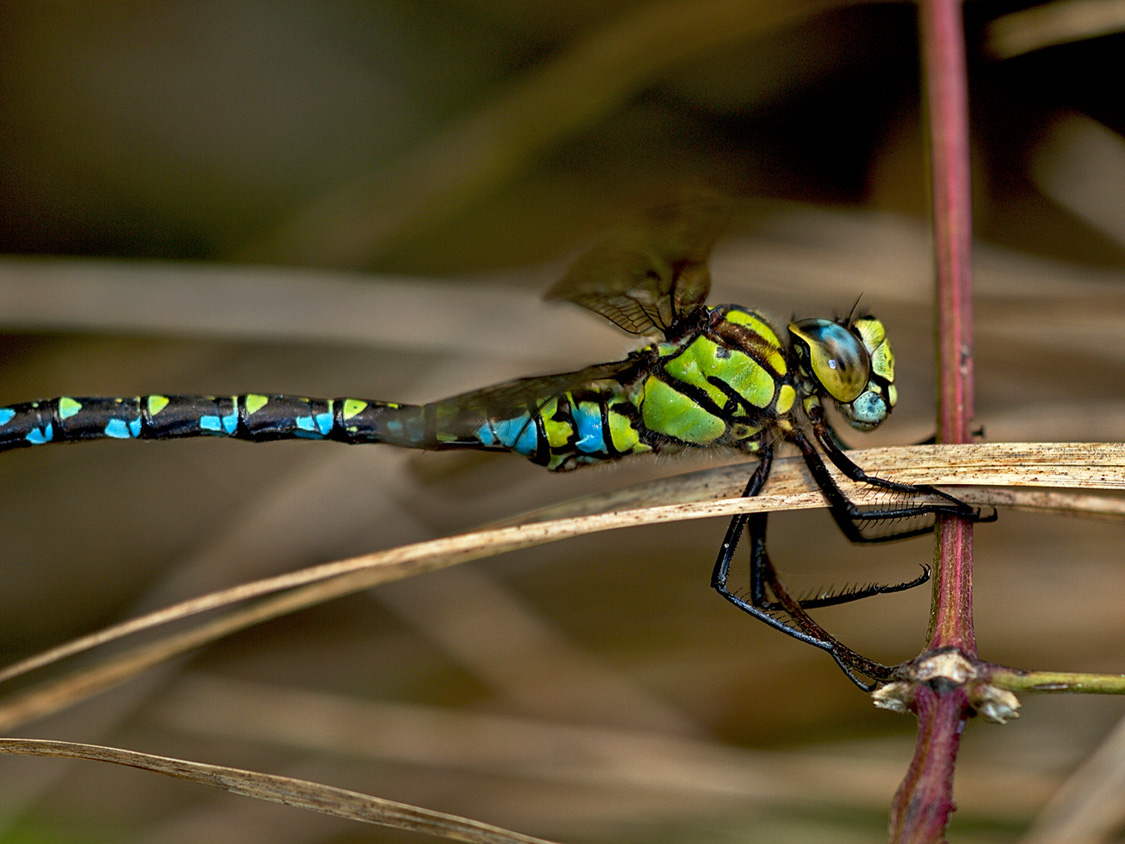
[0,201,984,687]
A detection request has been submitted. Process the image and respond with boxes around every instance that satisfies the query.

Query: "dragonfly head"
[788,316,897,432]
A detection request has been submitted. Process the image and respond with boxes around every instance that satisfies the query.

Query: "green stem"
[990,667,1125,695]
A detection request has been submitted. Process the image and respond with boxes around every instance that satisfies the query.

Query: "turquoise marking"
[476,423,496,446]
[221,412,238,435]
[491,415,538,456]
[295,416,325,439]
[199,415,223,433]
[492,416,531,450]
[513,423,537,455]
[26,424,53,445]
[0,408,14,426]
[129,418,142,437]
[104,419,133,439]
[572,404,605,454]
[314,411,332,436]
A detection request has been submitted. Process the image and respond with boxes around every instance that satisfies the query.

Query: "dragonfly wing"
[546,194,732,335]
[437,360,637,418]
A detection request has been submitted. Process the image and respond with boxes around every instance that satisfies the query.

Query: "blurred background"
[0,2,1123,842]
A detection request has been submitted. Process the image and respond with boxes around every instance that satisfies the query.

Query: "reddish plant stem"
[890,1,979,841]
[923,0,977,657]
[888,686,970,843]
[928,518,975,653]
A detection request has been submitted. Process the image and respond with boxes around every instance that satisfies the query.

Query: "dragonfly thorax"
[632,305,797,451]
[787,316,897,432]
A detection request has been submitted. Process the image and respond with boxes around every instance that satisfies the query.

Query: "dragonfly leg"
[710,448,896,689]
[789,564,930,610]
[711,503,893,689]
[751,528,894,690]
[712,446,773,606]
[796,414,995,546]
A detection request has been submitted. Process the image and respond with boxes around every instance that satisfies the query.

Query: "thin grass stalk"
[0,738,561,844]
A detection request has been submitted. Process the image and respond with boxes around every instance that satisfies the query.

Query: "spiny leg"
[810,404,995,518]
[712,503,893,689]
[752,520,895,690]
[795,409,994,546]
[795,432,956,544]
[787,564,930,610]
[711,448,781,620]
[711,447,816,638]
[710,447,901,688]
[711,442,932,614]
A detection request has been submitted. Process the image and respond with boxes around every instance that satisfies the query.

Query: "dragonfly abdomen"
[0,390,655,471]
[430,386,652,472]
[0,394,435,452]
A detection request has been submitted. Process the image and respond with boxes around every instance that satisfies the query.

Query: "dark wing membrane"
[425,360,639,436]
[546,194,732,336]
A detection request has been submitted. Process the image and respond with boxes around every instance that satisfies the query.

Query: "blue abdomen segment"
[465,388,650,472]
[572,401,606,454]
[475,414,539,456]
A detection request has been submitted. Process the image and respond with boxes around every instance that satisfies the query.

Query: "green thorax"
[626,305,797,452]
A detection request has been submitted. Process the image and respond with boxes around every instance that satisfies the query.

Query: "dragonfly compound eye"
[787,319,870,403]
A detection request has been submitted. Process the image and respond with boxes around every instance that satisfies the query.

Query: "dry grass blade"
[0,737,561,844]
[511,443,1125,524]
[0,257,604,360]
[1014,712,1125,844]
[0,442,1121,734]
[986,0,1125,59]
[150,673,1058,815]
